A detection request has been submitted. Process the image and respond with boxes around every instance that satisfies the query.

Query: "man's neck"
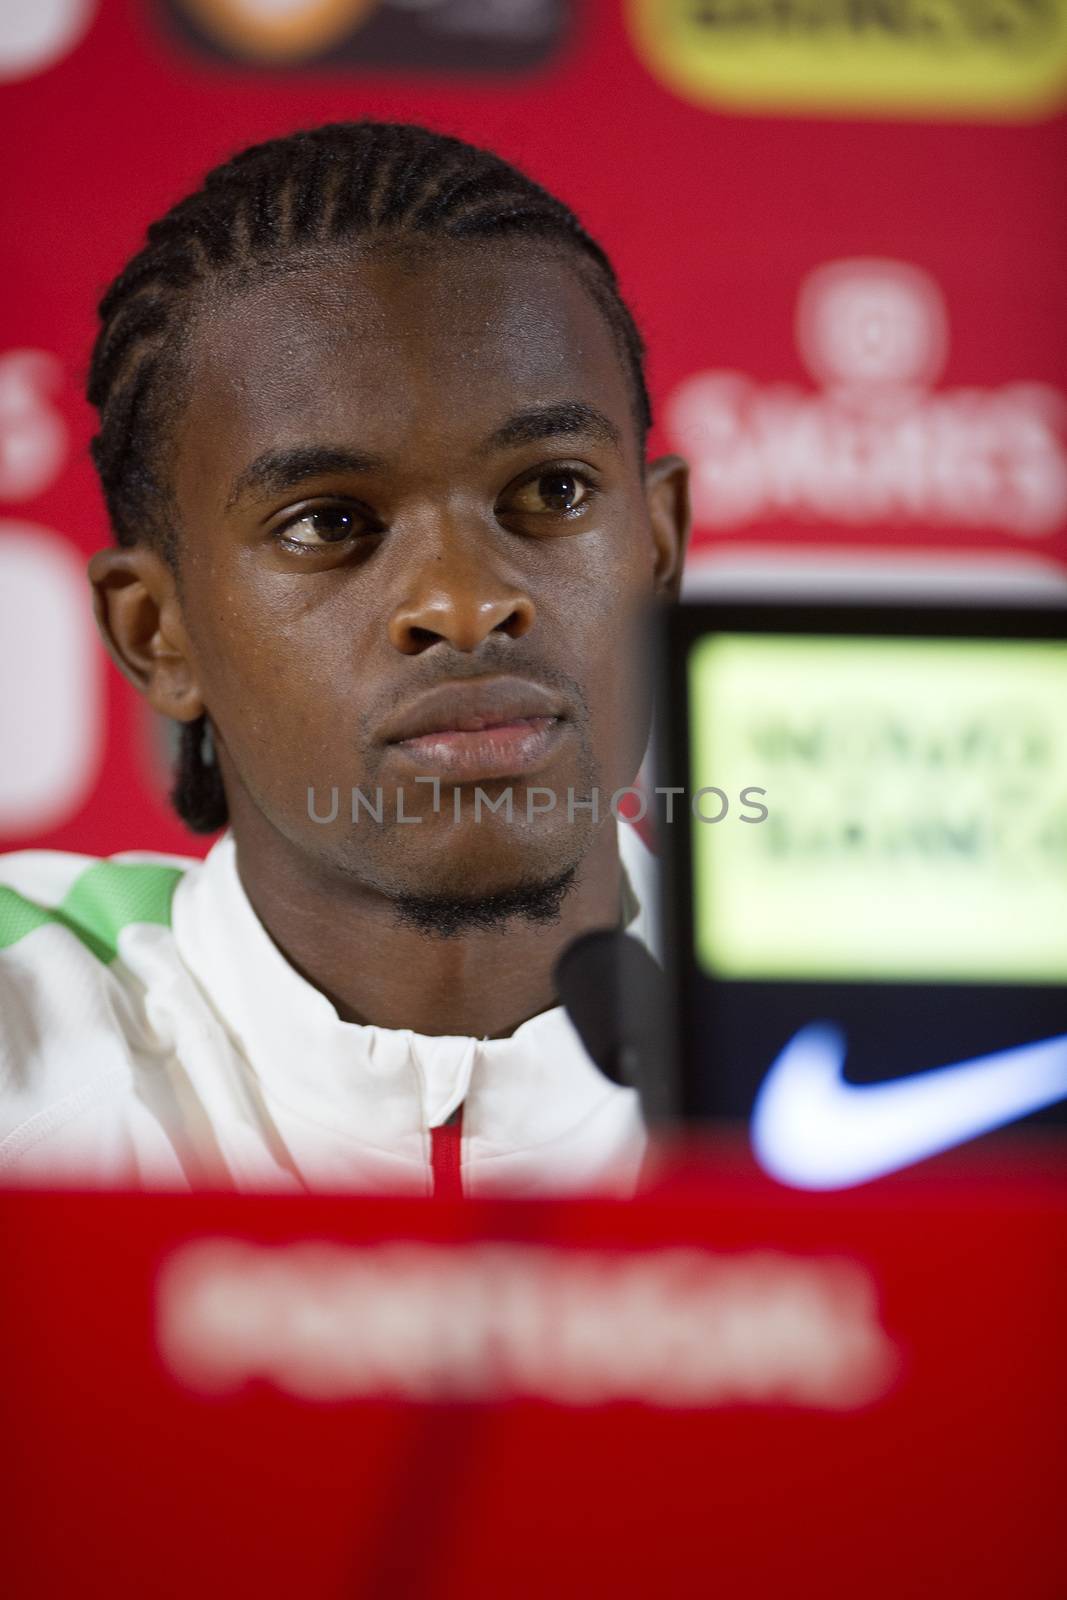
[227,817,624,1039]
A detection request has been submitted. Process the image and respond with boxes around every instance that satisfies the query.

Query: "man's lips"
[389,717,566,781]
[379,678,570,782]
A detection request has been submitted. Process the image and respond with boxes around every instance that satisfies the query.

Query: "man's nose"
[387,534,537,655]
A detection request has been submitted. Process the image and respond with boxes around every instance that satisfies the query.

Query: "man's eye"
[278,507,362,550]
[505,470,595,516]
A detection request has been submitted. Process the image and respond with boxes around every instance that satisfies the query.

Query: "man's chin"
[387,864,579,939]
[338,802,593,886]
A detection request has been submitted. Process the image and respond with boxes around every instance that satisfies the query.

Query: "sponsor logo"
[0,350,68,502]
[689,632,1067,986]
[0,524,102,836]
[627,0,1067,119]
[162,0,569,71]
[666,259,1067,541]
[0,0,94,82]
[752,1022,1067,1188]
[158,1239,898,1408]
[0,362,97,841]
[174,0,375,61]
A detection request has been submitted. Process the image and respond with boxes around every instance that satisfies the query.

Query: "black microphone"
[554,930,674,1126]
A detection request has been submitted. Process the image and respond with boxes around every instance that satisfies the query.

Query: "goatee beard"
[388,865,578,939]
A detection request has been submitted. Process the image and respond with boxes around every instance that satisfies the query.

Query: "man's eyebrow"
[479,402,622,456]
[225,446,388,510]
[225,405,621,509]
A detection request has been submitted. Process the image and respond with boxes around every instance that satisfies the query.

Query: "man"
[0,121,690,1195]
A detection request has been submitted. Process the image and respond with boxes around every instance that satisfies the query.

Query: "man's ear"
[643,453,691,600]
[87,546,204,723]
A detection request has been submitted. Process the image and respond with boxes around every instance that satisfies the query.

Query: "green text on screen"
[689,634,1067,984]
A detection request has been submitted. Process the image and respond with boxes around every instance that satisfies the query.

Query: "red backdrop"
[2,0,1065,861]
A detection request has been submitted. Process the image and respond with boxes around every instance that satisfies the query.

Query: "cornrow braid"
[87,121,654,833]
[170,716,226,834]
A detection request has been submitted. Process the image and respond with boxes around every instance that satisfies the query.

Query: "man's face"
[165,241,683,905]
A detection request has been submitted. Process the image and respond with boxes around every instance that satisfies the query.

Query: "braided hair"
[87,121,654,833]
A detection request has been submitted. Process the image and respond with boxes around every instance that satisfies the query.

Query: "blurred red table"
[1,1139,1063,1599]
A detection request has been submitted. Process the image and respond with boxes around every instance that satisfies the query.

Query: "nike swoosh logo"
[750,1023,1067,1189]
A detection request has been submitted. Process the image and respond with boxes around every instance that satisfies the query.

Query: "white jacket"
[0,822,658,1196]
